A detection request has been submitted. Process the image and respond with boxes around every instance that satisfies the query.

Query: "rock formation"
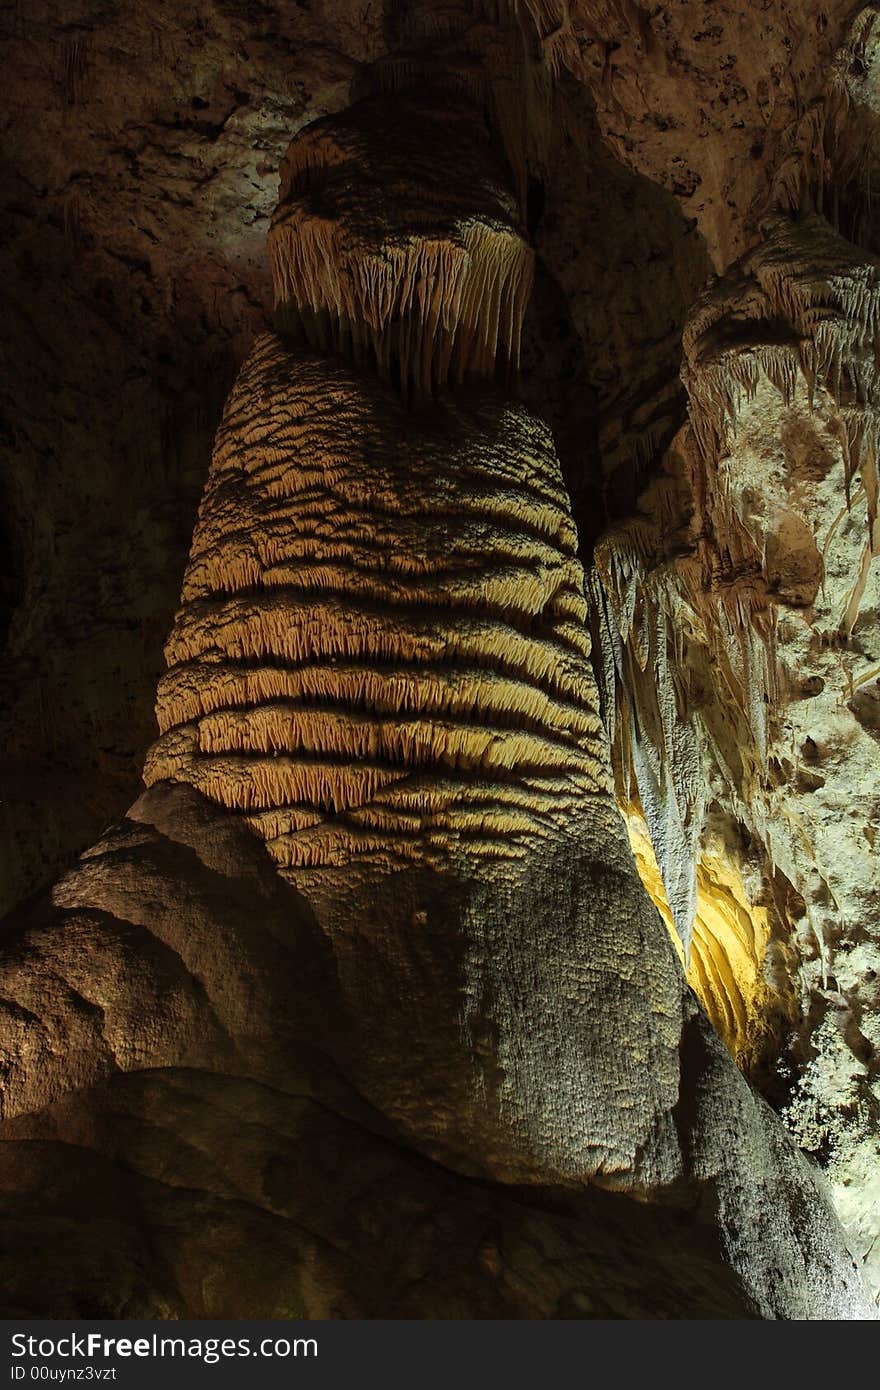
[591,203,880,1299]
[1,0,879,1319]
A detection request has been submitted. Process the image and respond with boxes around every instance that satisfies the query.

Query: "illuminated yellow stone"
[625,809,772,1065]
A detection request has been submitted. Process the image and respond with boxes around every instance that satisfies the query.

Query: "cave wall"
[0,0,383,915]
[0,0,733,915]
[2,0,880,1315]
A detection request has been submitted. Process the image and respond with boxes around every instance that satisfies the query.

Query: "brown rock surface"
[590,208,880,1300]
[0,781,871,1318]
[3,0,880,1318]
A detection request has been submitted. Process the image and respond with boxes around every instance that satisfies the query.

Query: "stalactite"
[682,214,880,572]
[498,0,655,78]
[590,530,708,950]
[589,377,786,959]
[268,93,534,398]
[773,5,880,227]
[359,6,557,218]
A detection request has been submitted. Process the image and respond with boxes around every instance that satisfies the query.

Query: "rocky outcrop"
[0,780,871,1319]
[268,93,534,392]
[590,208,880,1298]
[2,0,880,1319]
[0,37,875,1318]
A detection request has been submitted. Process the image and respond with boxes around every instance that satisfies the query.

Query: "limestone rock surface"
[0,782,871,1319]
[3,0,880,1320]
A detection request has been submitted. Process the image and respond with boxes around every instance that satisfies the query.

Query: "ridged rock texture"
[590,210,880,1295]
[144,339,604,880]
[2,0,880,1320]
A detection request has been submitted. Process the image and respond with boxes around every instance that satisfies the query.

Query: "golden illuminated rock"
[145,335,606,886]
[626,808,779,1065]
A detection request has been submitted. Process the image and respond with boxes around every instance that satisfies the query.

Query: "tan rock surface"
[3,0,880,1319]
[0,781,871,1318]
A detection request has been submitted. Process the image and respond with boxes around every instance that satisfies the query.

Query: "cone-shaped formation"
[142,337,681,1196]
[268,93,534,396]
[145,335,608,885]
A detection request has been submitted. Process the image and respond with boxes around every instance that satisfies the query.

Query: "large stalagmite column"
[0,50,873,1320]
[142,88,686,1190]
